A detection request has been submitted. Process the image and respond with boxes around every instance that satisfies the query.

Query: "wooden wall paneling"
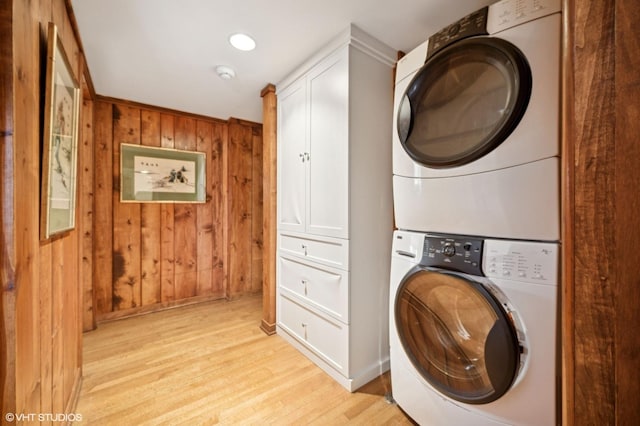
[160,113,176,302]
[260,84,277,335]
[196,120,214,296]
[0,0,14,415]
[51,239,65,414]
[2,0,83,418]
[93,101,113,316]
[140,110,162,305]
[62,226,79,405]
[227,120,254,298]
[211,122,227,296]
[564,1,640,425]
[39,242,53,419]
[52,0,69,54]
[55,0,83,411]
[222,122,229,298]
[112,105,142,310]
[251,126,264,294]
[173,117,198,299]
[13,0,42,414]
[614,0,640,422]
[569,1,616,424]
[81,93,95,331]
[561,1,575,423]
[89,99,261,317]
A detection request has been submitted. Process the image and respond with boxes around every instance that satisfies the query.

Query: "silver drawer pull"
[301,279,308,295]
[396,250,416,258]
[301,244,308,255]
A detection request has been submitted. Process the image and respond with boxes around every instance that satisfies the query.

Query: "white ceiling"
[71,0,494,123]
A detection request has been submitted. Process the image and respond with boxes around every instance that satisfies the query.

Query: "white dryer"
[389,230,559,425]
[392,0,561,241]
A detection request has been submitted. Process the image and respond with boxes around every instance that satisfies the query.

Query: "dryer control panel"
[420,234,484,276]
[426,7,488,58]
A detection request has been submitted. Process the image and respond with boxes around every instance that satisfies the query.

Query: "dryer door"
[395,267,520,404]
[396,37,531,168]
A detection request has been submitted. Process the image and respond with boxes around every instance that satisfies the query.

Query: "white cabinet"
[277,78,306,233]
[276,25,396,392]
[277,48,349,239]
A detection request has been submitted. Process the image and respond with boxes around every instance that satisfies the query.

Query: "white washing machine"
[392,0,561,241]
[389,230,559,425]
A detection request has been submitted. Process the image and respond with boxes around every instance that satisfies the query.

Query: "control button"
[518,271,526,278]
[463,243,472,252]
[448,23,460,37]
[443,244,456,257]
[533,273,544,279]
[489,268,497,273]
[502,270,511,277]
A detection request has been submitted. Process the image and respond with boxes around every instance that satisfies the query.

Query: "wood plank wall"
[0,0,15,416]
[1,0,263,418]
[563,0,640,424]
[1,0,85,421]
[92,101,263,322]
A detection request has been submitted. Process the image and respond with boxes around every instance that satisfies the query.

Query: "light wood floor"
[75,294,415,425]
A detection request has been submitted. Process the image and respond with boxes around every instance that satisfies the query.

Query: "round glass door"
[397,37,532,168]
[395,268,520,404]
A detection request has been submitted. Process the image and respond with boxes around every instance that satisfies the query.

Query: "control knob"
[443,244,456,257]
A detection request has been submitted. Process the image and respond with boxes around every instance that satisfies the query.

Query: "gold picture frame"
[40,22,80,240]
[120,143,206,203]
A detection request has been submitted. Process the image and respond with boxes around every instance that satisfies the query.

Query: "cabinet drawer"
[278,294,348,375]
[279,232,349,270]
[279,256,348,323]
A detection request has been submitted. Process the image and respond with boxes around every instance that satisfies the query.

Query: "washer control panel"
[483,239,559,285]
[420,234,484,276]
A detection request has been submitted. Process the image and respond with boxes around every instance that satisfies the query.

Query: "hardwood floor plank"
[75,295,413,424]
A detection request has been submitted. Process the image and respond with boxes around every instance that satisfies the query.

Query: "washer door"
[395,267,520,404]
[396,37,532,168]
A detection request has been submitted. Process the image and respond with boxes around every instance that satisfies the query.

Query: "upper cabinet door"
[306,48,349,239]
[277,78,307,233]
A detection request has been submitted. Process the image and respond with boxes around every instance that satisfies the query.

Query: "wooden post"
[260,84,277,335]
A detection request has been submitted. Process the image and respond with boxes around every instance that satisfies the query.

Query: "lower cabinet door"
[278,293,349,375]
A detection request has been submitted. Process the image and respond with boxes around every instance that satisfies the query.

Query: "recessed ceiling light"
[215,65,236,80]
[229,33,256,51]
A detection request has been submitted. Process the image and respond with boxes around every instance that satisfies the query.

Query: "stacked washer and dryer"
[389,0,561,425]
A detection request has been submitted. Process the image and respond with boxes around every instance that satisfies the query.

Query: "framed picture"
[120,143,206,203]
[40,22,80,240]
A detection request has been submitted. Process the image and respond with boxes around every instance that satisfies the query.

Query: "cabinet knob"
[299,153,305,162]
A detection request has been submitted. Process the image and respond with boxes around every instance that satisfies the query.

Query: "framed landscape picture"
[40,22,80,240]
[120,143,206,203]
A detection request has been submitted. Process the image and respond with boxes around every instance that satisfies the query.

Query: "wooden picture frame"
[120,143,206,203]
[40,22,80,240]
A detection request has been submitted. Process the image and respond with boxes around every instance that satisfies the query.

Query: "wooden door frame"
[562,0,640,424]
